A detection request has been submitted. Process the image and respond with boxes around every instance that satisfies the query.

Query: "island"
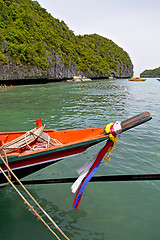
[0,0,133,84]
[140,66,160,78]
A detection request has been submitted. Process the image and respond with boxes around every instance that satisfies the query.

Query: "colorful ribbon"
[72,139,114,210]
[72,122,121,210]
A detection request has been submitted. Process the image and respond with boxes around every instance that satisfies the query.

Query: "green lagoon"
[0,78,159,240]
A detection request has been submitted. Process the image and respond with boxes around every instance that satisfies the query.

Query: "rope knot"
[105,122,118,142]
[104,121,122,161]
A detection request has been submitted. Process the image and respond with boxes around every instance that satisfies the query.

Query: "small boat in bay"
[157,78,160,81]
[0,112,152,186]
[129,77,147,81]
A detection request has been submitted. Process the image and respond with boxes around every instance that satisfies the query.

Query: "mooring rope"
[0,153,70,240]
[3,144,11,180]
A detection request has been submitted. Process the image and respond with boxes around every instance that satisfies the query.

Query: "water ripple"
[0,79,160,240]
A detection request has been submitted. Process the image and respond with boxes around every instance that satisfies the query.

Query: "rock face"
[0,58,80,82]
[0,54,133,83]
[47,55,81,80]
[0,0,133,83]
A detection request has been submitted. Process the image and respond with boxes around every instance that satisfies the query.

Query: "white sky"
[37,0,160,76]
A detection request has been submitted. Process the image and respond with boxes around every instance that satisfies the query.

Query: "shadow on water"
[0,185,105,240]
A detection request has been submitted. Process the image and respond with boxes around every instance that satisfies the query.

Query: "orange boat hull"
[0,112,152,185]
[0,126,108,185]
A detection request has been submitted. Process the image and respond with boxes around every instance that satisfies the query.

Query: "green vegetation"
[75,34,132,75]
[141,67,160,77]
[0,0,132,75]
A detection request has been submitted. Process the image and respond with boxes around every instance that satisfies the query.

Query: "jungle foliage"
[141,67,160,77]
[0,0,132,75]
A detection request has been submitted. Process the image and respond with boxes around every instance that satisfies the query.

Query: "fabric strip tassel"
[72,139,114,210]
[71,150,101,194]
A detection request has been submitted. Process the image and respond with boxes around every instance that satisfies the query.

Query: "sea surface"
[0,78,159,240]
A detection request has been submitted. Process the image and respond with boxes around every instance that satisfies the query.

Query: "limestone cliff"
[0,53,133,83]
[0,0,133,83]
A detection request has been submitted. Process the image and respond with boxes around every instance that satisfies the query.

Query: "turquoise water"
[0,78,160,240]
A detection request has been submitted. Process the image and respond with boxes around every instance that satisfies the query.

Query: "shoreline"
[0,76,131,86]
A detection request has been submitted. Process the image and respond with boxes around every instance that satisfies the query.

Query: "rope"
[0,153,70,240]
[0,142,12,179]
[3,148,11,180]
[0,126,44,154]
[0,125,62,156]
[30,132,62,147]
[0,165,61,239]
[24,132,34,150]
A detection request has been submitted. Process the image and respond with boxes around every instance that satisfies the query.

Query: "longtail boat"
[129,77,147,81]
[0,112,152,186]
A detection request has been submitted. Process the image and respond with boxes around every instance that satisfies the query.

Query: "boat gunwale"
[0,134,109,164]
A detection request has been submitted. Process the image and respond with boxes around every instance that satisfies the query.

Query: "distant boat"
[157,78,160,81]
[129,77,147,81]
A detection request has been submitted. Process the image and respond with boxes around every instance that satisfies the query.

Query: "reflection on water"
[0,78,160,240]
[35,192,105,240]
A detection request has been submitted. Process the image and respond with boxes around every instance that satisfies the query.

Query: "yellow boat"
[129,77,147,81]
